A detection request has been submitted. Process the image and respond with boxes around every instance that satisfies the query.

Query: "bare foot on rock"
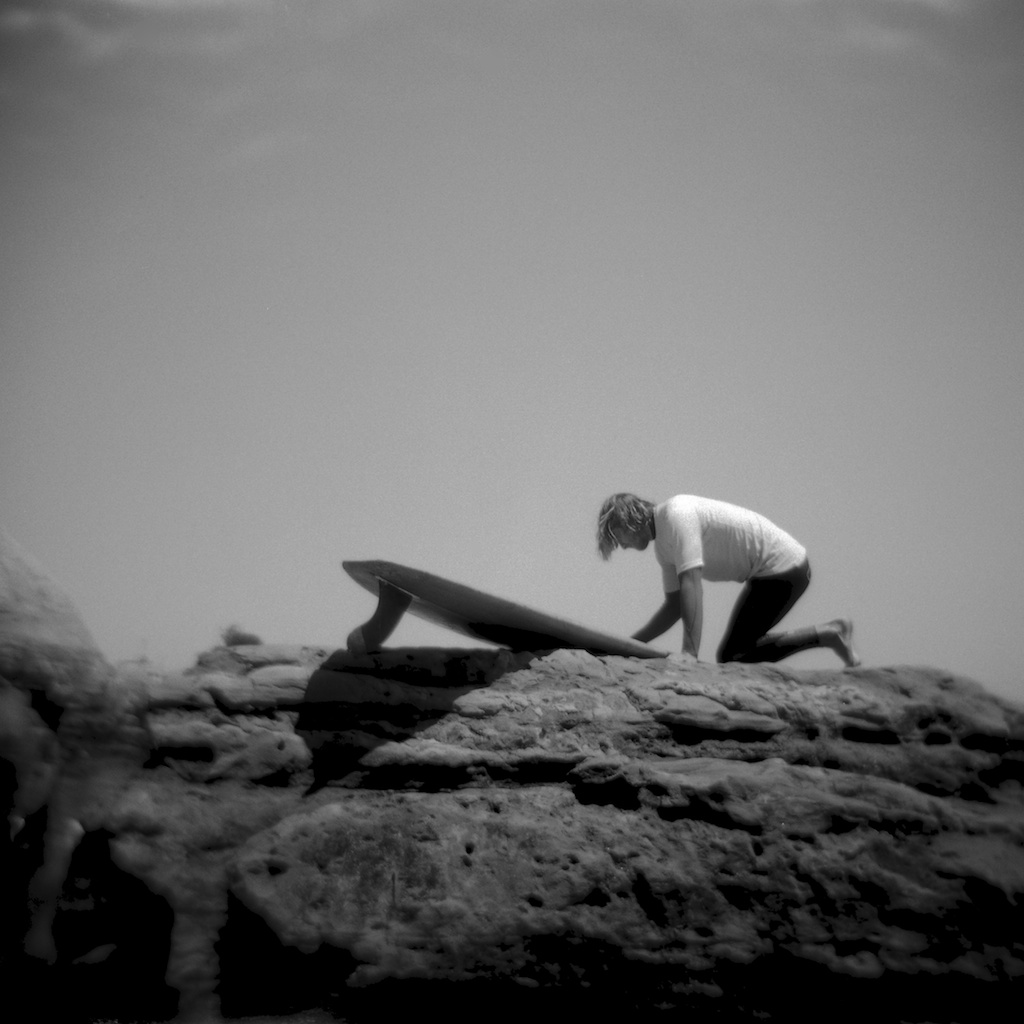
[819,618,861,668]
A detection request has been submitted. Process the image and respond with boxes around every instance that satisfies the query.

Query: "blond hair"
[596,493,655,559]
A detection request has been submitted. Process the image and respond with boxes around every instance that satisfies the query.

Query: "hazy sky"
[2,0,1022,703]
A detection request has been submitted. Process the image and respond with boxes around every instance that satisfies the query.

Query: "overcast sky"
[2,0,1022,703]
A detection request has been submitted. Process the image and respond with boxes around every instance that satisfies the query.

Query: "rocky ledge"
[1,530,1023,1022]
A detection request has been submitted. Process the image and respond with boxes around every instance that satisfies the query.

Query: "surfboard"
[342,559,668,658]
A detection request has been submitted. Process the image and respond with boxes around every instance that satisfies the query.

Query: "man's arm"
[631,593,680,643]
[677,567,703,658]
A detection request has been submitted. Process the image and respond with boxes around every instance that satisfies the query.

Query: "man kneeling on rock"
[597,493,859,667]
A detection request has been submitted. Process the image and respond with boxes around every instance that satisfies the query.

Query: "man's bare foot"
[818,618,861,668]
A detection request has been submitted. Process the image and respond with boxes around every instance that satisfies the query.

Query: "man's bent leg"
[717,562,811,664]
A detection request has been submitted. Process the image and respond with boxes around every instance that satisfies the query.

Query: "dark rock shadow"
[2,826,177,1024]
[217,891,360,1019]
[295,647,537,793]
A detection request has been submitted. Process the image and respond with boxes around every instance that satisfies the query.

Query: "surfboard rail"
[343,559,668,658]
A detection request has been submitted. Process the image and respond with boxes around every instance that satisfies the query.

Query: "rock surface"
[1,531,1022,1022]
[0,526,111,715]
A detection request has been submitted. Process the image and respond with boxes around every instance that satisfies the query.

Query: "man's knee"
[718,627,766,662]
[717,640,748,664]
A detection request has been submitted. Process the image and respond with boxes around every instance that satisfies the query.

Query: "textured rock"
[226,648,1022,1018]
[0,676,59,833]
[0,528,98,652]
[189,644,329,677]
[3,603,1023,1022]
[0,527,148,1020]
[298,651,1023,799]
[0,527,110,713]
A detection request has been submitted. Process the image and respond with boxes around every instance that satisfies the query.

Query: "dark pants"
[717,559,812,664]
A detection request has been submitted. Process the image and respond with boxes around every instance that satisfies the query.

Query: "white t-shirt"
[654,495,807,590]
